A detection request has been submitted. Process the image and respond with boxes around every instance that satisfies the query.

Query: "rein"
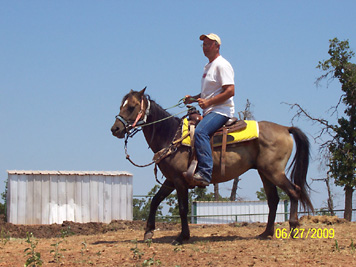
[117,97,195,134]
[124,111,190,168]
[135,108,192,128]
[122,97,197,186]
[124,115,189,187]
[116,92,200,186]
[132,97,192,129]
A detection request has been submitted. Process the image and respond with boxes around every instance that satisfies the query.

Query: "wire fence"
[153,209,356,224]
[133,195,356,223]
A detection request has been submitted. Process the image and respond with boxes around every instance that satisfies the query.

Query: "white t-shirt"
[201,55,235,117]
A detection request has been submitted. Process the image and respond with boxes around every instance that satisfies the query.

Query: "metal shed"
[192,200,289,224]
[7,170,133,225]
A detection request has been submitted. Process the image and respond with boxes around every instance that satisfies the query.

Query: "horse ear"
[139,86,147,96]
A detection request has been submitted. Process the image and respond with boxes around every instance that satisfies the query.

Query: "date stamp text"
[275,228,335,239]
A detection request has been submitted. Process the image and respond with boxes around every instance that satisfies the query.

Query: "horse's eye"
[127,105,135,112]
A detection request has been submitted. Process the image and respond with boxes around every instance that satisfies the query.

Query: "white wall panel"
[41,175,50,225]
[81,175,90,223]
[7,171,133,225]
[74,175,82,223]
[27,175,34,224]
[103,176,112,223]
[57,175,67,224]
[33,174,42,224]
[193,200,289,224]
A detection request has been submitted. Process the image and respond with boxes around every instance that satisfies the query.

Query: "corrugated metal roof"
[7,170,133,176]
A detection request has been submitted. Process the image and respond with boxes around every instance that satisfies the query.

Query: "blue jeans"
[194,112,229,182]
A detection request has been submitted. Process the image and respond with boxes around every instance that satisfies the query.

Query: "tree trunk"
[344,185,354,221]
[214,184,220,201]
[230,177,240,201]
[325,174,335,216]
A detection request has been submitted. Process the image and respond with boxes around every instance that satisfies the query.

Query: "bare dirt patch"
[0,215,355,266]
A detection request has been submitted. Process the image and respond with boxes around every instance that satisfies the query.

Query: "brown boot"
[183,172,209,187]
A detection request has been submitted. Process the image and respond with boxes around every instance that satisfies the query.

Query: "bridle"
[115,95,151,137]
[115,94,192,137]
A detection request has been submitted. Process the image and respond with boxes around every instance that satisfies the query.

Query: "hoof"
[257,232,273,240]
[289,220,300,230]
[171,239,182,246]
[171,233,190,245]
[144,231,154,241]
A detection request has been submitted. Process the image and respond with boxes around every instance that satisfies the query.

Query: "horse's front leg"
[144,179,175,241]
[172,179,190,245]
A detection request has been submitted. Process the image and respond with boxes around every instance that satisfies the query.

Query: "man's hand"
[197,98,210,109]
[183,95,198,105]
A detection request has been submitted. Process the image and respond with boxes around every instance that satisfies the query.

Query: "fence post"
[191,202,197,224]
[284,200,289,222]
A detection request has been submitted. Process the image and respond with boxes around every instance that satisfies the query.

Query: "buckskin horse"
[111,88,314,245]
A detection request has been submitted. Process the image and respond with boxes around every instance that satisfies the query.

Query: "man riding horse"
[111,34,313,245]
[183,33,235,187]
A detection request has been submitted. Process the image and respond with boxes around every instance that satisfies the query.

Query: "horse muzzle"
[111,126,126,139]
[111,117,129,139]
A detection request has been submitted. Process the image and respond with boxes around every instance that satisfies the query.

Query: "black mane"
[145,95,181,146]
[121,90,183,150]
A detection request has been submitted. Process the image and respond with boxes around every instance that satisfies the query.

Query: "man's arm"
[197,84,234,109]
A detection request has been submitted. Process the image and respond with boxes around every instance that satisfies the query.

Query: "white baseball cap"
[199,33,221,45]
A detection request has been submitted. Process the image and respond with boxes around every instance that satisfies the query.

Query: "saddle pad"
[181,118,259,147]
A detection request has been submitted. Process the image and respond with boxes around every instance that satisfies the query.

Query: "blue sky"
[1,1,355,210]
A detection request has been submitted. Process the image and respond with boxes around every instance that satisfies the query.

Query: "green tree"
[133,185,210,222]
[256,187,289,201]
[0,180,7,220]
[317,38,356,221]
[133,185,163,221]
[165,187,230,222]
[288,38,355,221]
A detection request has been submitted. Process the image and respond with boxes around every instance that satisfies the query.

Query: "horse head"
[111,87,150,138]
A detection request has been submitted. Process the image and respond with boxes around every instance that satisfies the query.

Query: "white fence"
[192,200,289,224]
[7,170,133,225]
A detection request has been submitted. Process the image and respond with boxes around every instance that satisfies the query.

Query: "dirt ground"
[0,215,355,266]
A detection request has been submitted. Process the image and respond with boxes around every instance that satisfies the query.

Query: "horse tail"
[288,127,314,213]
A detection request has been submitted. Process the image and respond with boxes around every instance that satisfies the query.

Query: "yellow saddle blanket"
[181,119,259,147]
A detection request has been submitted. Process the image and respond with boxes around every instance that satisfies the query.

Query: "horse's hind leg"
[144,180,175,241]
[266,173,301,232]
[258,172,279,238]
[287,184,301,231]
[258,170,301,237]
[274,176,301,230]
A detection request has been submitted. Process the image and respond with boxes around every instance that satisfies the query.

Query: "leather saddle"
[187,107,247,134]
[184,108,247,187]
